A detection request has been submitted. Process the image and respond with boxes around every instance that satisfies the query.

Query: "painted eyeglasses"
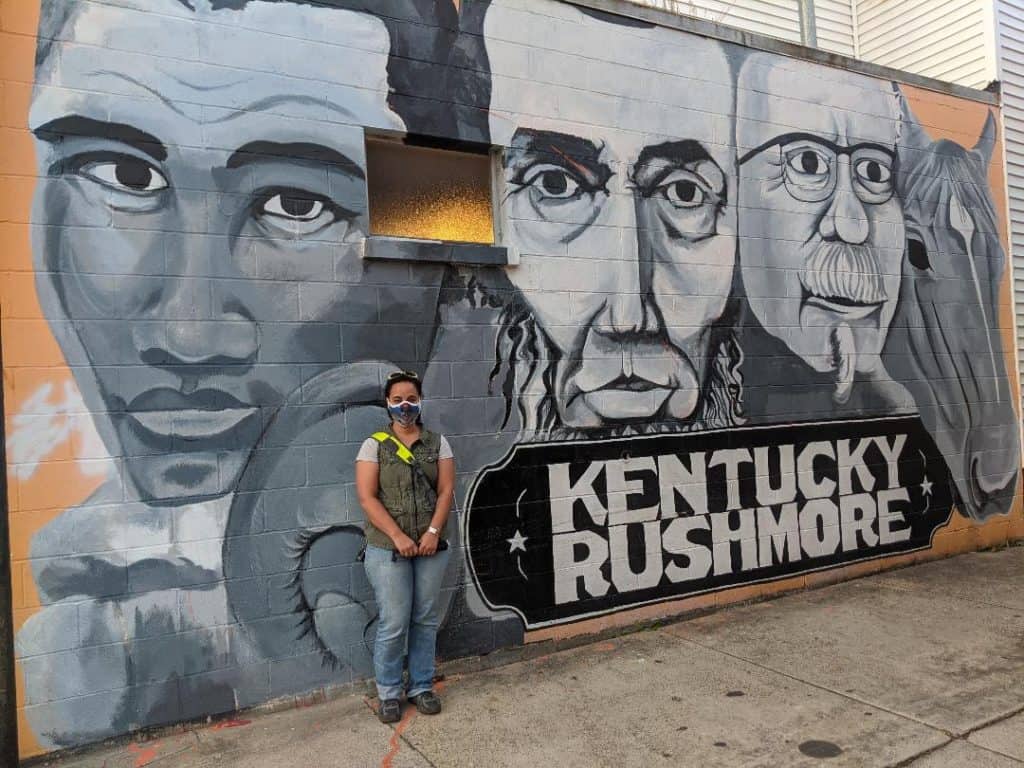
[740,132,897,205]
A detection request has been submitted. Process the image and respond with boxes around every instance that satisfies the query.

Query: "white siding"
[855,0,995,89]
[997,0,1024,397]
[814,0,856,57]
[628,0,803,44]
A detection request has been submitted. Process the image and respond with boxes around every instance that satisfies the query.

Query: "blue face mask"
[388,399,422,427]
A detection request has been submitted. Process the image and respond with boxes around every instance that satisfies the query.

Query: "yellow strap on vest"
[371,431,415,465]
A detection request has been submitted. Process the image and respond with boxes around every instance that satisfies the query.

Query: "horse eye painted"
[908,238,930,270]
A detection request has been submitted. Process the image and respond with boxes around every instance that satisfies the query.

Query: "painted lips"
[126,388,259,443]
[583,374,674,419]
[802,289,884,321]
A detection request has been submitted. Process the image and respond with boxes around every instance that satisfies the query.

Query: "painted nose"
[606,200,655,335]
[818,158,870,244]
[967,419,1020,519]
[135,234,258,367]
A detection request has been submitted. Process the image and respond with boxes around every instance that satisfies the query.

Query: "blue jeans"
[363,544,451,700]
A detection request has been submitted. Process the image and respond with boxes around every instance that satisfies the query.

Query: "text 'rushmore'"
[548,435,921,605]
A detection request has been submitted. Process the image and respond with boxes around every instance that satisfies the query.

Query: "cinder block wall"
[1,0,1020,758]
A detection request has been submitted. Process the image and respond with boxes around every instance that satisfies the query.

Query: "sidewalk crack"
[670,631,1024,764]
[670,633,947,733]
[399,734,439,768]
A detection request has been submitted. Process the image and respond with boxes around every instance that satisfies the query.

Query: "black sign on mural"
[465,416,955,629]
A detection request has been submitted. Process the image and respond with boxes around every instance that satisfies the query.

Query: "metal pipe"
[798,0,818,47]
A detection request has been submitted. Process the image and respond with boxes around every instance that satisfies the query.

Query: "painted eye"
[908,238,930,270]
[262,193,325,221]
[652,170,713,210]
[788,150,830,177]
[79,158,168,193]
[255,188,345,236]
[521,165,583,199]
[663,179,705,208]
[855,158,892,184]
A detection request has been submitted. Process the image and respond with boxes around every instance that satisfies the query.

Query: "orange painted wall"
[2,0,106,757]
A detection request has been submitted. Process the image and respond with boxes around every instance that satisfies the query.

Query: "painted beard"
[797,240,890,403]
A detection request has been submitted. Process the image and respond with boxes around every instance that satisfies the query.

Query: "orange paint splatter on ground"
[380,705,417,768]
[376,679,452,768]
[594,642,617,652]
[127,742,161,767]
[211,718,251,730]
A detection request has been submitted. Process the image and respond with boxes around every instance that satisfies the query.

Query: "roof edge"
[564,0,1000,106]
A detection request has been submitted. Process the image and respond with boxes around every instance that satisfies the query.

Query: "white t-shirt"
[356,434,454,463]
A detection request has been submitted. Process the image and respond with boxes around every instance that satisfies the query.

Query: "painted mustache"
[800,241,889,305]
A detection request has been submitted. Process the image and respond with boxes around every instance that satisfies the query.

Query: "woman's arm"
[418,456,455,556]
[355,460,418,557]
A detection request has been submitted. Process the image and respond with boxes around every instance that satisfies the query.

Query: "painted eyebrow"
[508,128,612,189]
[633,140,727,199]
[636,139,715,168]
[33,116,167,161]
[226,141,365,179]
[510,128,603,163]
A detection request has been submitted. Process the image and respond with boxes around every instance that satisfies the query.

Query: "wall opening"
[366,137,495,244]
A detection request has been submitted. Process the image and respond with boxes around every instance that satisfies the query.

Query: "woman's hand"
[392,533,419,558]
[417,530,439,556]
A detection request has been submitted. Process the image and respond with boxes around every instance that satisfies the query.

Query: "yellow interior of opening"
[367,138,495,244]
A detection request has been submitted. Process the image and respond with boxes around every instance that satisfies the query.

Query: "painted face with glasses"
[737,56,905,397]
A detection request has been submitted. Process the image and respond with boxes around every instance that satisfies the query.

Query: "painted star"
[507,530,528,553]
[920,476,933,497]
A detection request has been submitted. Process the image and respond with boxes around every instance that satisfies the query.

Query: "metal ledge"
[566,0,1000,106]
[364,236,509,266]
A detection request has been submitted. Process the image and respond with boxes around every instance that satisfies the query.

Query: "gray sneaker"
[378,698,401,723]
[409,691,442,715]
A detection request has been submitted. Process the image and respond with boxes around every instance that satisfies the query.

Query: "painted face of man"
[737,54,904,394]
[486,3,736,431]
[30,0,407,502]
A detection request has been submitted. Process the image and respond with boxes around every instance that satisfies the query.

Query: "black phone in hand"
[391,538,448,561]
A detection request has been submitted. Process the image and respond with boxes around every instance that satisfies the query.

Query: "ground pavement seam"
[664,624,1024,765]
[362,696,439,768]
[658,629,1024,766]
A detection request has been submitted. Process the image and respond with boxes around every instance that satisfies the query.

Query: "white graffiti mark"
[7,382,111,480]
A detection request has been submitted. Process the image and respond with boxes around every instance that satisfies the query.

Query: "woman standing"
[355,371,456,723]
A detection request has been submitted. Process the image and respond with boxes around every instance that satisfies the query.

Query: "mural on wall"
[15,0,490,749]
[486,8,743,441]
[884,108,1020,521]
[6,0,1019,754]
[462,1,1017,629]
[734,53,907,419]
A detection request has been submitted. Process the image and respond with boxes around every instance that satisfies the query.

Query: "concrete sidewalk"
[28,547,1024,768]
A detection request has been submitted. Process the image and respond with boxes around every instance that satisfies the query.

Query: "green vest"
[364,426,443,550]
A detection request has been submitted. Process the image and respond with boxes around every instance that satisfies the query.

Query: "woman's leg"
[406,546,451,698]
[362,546,412,701]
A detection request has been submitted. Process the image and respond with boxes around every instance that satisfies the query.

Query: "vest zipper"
[411,461,419,537]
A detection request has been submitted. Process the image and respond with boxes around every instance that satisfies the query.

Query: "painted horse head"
[884,102,1020,520]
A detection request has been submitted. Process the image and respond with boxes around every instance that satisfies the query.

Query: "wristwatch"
[427,526,440,536]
